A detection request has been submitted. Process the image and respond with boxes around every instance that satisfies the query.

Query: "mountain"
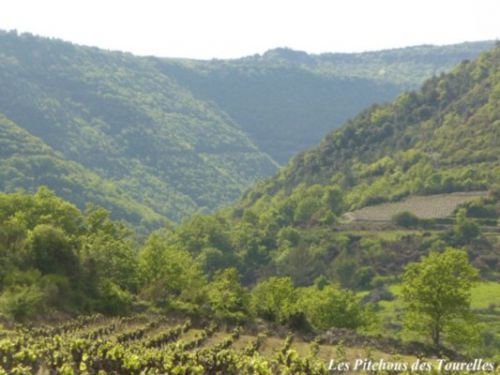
[0,43,498,360]
[0,30,277,226]
[156,42,494,163]
[0,30,494,226]
[167,45,499,288]
[0,113,166,227]
[238,45,500,213]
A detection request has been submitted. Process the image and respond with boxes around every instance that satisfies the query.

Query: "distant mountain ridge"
[0,30,276,227]
[237,45,500,213]
[158,41,494,163]
[0,30,494,226]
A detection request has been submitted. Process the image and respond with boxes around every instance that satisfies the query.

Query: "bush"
[297,285,367,330]
[454,208,480,243]
[392,211,420,227]
[250,277,297,324]
[97,279,132,315]
[207,268,249,323]
[461,199,497,219]
[0,285,45,321]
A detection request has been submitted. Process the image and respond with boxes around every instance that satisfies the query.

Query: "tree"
[26,224,79,278]
[81,206,139,293]
[250,277,297,324]
[454,208,480,243]
[402,248,479,347]
[294,197,321,225]
[297,284,367,330]
[0,283,45,321]
[138,233,206,309]
[207,268,249,323]
[323,186,344,214]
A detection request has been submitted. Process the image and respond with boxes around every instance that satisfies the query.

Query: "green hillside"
[240,45,500,212]
[0,30,493,226]
[157,42,494,163]
[0,113,167,228]
[158,47,499,354]
[1,46,499,361]
[0,30,277,226]
[127,47,500,299]
[156,46,500,290]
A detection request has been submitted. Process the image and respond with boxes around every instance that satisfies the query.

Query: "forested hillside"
[0,30,493,226]
[0,113,166,228]
[158,42,493,163]
[239,45,500,212]
[141,46,499,356]
[0,30,277,226]
[149,46,500,302]
[1,46,499,366]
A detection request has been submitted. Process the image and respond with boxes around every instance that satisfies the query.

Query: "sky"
[0,0,498,59]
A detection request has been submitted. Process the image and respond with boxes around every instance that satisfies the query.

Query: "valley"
[0,32,499,373]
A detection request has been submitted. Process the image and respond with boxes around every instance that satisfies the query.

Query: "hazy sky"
[1,0,498,59]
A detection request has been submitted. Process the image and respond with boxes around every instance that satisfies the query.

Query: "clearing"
[344,191,488,222]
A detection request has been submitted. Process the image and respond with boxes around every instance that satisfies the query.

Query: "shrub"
[0,284,45,321]
[392,211,420,227]
[97,279,132,315]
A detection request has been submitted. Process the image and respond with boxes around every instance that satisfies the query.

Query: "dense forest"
[238,45,500,213]
[0,30,494,229]
[0,30,277,228]
[159,42,494,163]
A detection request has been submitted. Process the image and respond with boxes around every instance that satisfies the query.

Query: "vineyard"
[344,192,489,222]
[0,314,357,374]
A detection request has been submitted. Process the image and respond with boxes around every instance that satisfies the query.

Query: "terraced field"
[1,288,498,373]
[345,191,489,222]
[0,313,426,374]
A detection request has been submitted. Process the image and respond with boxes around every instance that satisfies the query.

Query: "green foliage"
[0,283,44,321]
[81,206,139,291]
[402,248,479,347]
[138,233,206,311]
[159,42,492,163]
[0,189,141,319]
[453,208,481,243]
[96,279,132,315]
[0,33,498,359]
[174,215,233,256]
[190,47,500,292]
[0,114,167,230]
[0,31,492,228]
[392,211,421,228]
[241,46,500,215]
[294,196,322,224]
[206,268,249,323]
[0,31,276,227]
[297,284,367,330]
[250,277,297,324]
[26,224,78,278]
[0,314,341,374]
